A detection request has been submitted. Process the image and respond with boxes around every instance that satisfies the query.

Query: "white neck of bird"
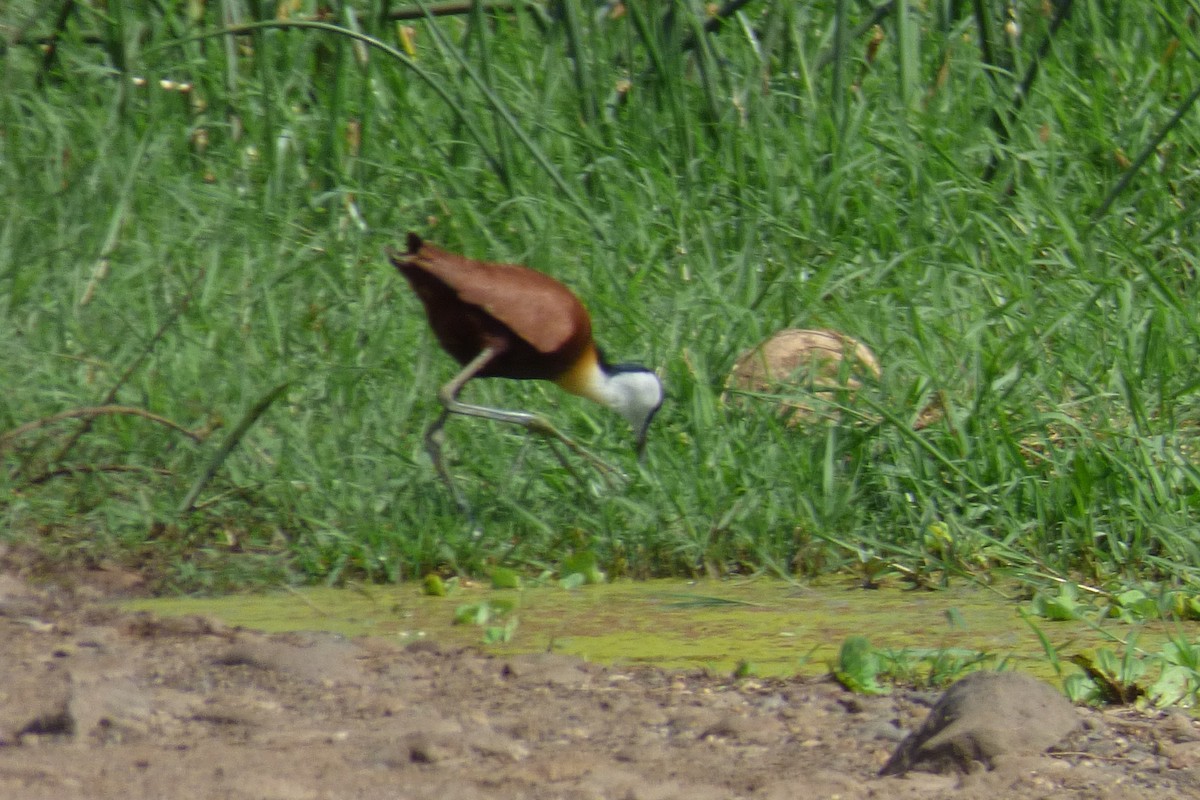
[594,367,663,432]
[558,353,663,436]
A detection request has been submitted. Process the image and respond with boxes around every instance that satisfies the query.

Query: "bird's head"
[603,364,664,459]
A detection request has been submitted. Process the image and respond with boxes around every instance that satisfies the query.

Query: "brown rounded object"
[726,329,881,424]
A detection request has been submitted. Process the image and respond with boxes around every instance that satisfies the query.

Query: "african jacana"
[387,233,663,504]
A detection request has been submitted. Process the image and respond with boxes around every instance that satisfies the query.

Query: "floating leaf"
[1032,584,1085,621]
[558,572,586,590]
[483,616,519,644]
[561,551,606,585]
[490,568,521,590]
[454,603,491,626]
[833,636,889,695]
[1147,665,1196,708]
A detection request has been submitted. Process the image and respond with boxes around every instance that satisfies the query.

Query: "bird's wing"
[401,239,589,356]
[455,263,587,355]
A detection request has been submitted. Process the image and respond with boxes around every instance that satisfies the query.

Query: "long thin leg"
[425,347,623,509]
[441,387,624,487]
[425,406,472,516]
[424,348,499,520]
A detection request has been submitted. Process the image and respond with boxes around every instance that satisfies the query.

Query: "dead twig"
[9,268,202,483]
[0,405,209,451]
[23,463,174,487]
[2,1,541,52]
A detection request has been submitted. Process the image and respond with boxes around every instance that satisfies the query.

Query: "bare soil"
[2,561,1200,800]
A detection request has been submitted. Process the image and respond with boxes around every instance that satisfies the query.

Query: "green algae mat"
[124,579,1200,685]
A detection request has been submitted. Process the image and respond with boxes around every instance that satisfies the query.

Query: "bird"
[386,232,663,506]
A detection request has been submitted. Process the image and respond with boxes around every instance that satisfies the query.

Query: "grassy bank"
[2,1,1199,595]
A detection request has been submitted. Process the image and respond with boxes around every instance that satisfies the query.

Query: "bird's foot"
[524,416,626,490]
[425,424,482,528]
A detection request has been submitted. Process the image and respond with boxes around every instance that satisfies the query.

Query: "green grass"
[2,0,1200,595]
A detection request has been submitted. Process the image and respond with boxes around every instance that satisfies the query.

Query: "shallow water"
[124,577,1197,682]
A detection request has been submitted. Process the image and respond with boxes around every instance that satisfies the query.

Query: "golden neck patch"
[553,345,605,402]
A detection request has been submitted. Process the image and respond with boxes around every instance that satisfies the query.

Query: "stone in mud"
[880,671,1081,776]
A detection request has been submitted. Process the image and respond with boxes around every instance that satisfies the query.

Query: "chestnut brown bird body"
[387,233,663,509]
[393,233,596,386]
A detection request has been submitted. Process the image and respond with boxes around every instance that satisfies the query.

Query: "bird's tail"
[384,232,424,269]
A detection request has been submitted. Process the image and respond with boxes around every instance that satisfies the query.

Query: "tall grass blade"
[1090,79,1200,226]
[149,19,506,182]
[894,0,919,110]
[981,0,1075,183]
[559,0,598,126]
[466,0,515,188]
[29,245,196,481]
[411,0,601,235]
[178,381,290,514]
[831,0,850,134]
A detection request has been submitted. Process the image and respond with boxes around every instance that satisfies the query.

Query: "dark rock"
[880,671,1080,776]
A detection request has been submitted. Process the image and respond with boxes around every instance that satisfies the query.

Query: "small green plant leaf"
[1106,589,1158,622]
[454,603,491,626]
[561,552,606,585]
[833,636,889,695]
[489,598,516,616]
[1032,584,1085,621]
[1063,672,1099,704]
[1162,638,1200,671]
[1019,609,1062,676]
[558,572,586,590]
[490,568,521,589]
[423,574,447,597]
[923,521,952,554]
[944,607,967,629]
[1147,665,1197,708]
[1069,650,1145,705]
[483,616,519,644]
